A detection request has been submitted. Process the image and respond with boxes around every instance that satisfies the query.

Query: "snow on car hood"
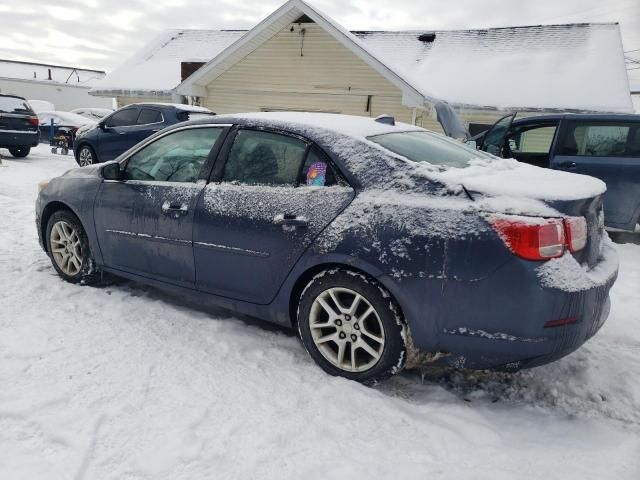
[435,157,606,201]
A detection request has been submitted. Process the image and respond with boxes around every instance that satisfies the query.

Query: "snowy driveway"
[1,145,639,479]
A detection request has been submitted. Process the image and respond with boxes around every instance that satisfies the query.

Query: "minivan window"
[0,96,33,114]
[508,125,557,154]
[367,131,490,168]
[106,108,138,127]
[560,122,639,157]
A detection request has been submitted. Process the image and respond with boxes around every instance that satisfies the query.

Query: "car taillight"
[490,214,588,261]
[28,116,39,126]
[489,215,565,261]
[564,216,587,253]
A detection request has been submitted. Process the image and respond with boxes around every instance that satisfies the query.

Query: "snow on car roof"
[223,112,423,138]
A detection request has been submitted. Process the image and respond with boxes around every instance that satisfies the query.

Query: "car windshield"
[0,96,33,114]
[367,130,491,168]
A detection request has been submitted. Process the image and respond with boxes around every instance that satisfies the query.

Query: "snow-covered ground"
[1,144,639,479]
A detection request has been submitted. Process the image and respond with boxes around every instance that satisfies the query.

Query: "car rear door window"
[137,109,163,125]
[106,108,139,127]
[124,127,223,182]
[299,146,338,186]
[560,122,638,157]
[222,129,308,185]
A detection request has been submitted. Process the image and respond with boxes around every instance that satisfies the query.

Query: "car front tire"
[77,145,96,167]
[45,210,99,284]
[9,146,30,158]
[297,268,407,384]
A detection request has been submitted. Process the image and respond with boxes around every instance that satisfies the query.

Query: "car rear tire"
[297,268,407,384]
[9,146,30,158]
[77,145,96,167]
[45,210,100,285]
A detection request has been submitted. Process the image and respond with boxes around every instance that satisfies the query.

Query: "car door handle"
[273,214,308,228]
[119,132,126,135]
[161,202,189,218]
[557,161,577,169]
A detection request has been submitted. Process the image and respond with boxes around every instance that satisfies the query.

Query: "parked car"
[36,112,618,384]
[73,103,214,167]
[28,99,55,114]
[71,107,114,121]
[0,94,40,157]
[37,111,95,145]
[475,113,640,232]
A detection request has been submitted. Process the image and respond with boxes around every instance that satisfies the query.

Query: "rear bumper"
[0,130,39,147]
[410,238,619,371]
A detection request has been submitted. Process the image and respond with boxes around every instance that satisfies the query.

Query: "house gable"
[202,21,420,124]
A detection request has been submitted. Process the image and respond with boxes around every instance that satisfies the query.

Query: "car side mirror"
[102,162,123,180]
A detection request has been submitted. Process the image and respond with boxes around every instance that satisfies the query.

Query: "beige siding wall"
[202,23,436,128]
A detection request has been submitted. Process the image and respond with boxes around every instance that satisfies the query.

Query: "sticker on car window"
[306,162,327,186]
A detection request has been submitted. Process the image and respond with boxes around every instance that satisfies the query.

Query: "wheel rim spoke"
[328,289,346,313]
[315,332,337,344]
[316,296,339,319]
[357,340,381,361]
[336,340,346,367]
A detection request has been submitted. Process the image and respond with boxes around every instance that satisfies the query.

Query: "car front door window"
[124,127,223,182]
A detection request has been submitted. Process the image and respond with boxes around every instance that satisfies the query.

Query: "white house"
[92,0,634,133]
[0,59,113,111]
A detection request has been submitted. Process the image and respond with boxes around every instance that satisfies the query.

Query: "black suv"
[0,94,40,158]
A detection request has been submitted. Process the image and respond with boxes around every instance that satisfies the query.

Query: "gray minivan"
[477,113,640,232]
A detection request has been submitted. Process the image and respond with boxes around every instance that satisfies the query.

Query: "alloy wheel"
[309,287,385,372]
[50,220,83,276]
[79,147,93,166]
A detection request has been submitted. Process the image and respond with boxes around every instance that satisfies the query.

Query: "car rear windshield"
[0,96,34,114]
[367,130,489,168]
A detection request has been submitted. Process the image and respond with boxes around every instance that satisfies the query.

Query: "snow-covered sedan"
[35,112,619,384]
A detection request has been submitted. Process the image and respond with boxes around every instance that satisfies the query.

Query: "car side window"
[106,108,139,127]
[299,146,337,187]
[222,130,307,185]
[560,122,635,157]
[137,109,163,125]
[123,127,223,182]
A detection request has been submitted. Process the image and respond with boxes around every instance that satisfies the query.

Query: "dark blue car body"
[37,113,618,371]
[72,103,213,166]
[479,113,640,232]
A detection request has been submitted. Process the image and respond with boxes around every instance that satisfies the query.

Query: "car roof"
[124,102,211,113]
[513,112,640,124]
[185,111,425,139]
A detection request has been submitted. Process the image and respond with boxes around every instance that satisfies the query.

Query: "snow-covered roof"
[0,59,105,87]
[177,0,633,113]
[354,24,633,112]
[89,30,246,97]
